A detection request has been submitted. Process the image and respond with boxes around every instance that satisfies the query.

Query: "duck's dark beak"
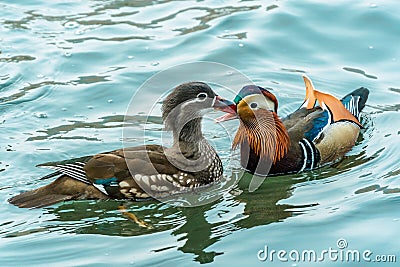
[212,96,237,123]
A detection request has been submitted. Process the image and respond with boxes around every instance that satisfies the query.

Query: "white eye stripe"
[179,93,210,109]
[197,92,208,101]
[243,94,276,111]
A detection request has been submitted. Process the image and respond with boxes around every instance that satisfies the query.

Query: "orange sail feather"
[302,75,361,127]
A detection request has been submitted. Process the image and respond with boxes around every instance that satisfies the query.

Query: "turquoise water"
[1,0,400,266]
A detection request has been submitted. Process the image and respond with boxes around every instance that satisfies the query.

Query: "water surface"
[1,0,399,266]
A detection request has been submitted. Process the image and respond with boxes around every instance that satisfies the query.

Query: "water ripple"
[1,0,400,265]
[343,66,378,79]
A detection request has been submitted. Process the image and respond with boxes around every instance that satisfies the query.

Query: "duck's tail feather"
[341,87,369,120]
[8,188,74,208]
[8,175,108,208]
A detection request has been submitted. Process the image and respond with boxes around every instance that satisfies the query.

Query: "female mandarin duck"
[216,76,369,176]
[9,82,234,208]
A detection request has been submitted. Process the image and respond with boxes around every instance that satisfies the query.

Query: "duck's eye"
[250,102,258,109]
[197,92,208,101]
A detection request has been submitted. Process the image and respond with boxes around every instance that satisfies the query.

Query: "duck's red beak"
[212,96,237,123]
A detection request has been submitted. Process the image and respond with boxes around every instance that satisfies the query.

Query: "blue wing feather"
[304,110,330,141]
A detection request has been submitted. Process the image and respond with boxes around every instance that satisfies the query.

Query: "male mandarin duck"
[9,82,234,208]
[216,76,369,176]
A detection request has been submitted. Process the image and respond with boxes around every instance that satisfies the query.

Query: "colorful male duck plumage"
[217,76,369,176]
[9,82,233,208]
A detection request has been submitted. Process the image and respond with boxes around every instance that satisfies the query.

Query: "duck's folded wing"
[36,144,197,200]
[301,75,362,127]
[83,145,200,199]
[299,98,360,143]
[35,145,167,196]
[83,145,179,180]
[313,90,362,127]
[286,100,359,144]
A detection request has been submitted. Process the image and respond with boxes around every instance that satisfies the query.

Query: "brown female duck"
[9,82,233,208]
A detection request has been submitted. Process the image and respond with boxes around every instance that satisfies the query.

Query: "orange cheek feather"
[237,101,255,119]
[234,106,290,163]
